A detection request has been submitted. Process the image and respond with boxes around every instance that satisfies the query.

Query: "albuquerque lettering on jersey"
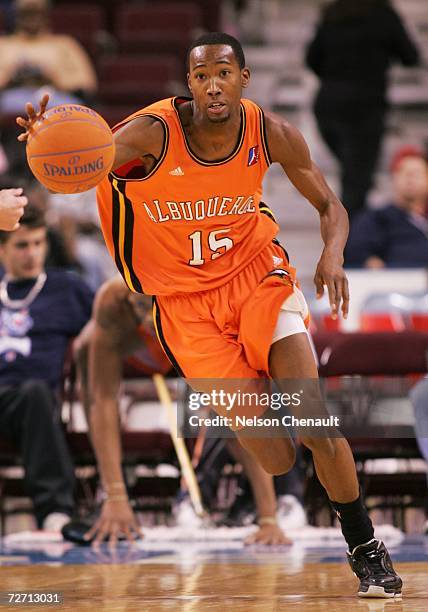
[143,195,256,223]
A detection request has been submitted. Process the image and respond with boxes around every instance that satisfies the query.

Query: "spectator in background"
[19,181,81,272]
[10,181,115,291]
[306,0,420,219]
[0,205,93,531]
[0,0,97,106]
[0,0,98,178]
[345,146,428,268]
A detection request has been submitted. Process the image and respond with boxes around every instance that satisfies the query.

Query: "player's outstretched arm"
[265,112,350,320]
[16,93,166,175]
[0,188,28,230]
[78,280,142,546]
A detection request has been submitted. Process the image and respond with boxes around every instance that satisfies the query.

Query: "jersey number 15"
[188,229,234,266]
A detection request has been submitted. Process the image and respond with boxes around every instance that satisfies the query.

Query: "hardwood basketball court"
[1,529,427,610]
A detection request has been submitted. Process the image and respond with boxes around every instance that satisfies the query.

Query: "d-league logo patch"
[247,145,260,166]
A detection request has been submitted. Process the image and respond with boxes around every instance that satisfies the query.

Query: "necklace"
[0,272,47,310]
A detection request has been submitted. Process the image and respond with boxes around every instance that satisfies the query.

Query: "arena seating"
[54,0,220,34]
[0,353,181,534]
[50,4,106,58]
[97,55,181,107]
[115,4,202,63]
[359,292,428,333]
[305,330,428,528]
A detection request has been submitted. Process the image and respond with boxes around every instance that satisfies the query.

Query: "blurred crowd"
[0,0,427,538]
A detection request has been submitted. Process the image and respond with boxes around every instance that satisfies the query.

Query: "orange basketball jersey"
[97,97,278,295]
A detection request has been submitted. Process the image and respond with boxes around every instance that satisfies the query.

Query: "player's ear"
[187,73,193,94]
[241,67,250,89]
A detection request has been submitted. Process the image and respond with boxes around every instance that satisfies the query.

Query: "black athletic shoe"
[347,539,402,598]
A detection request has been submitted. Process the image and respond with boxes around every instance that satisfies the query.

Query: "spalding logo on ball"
[26,105,115,194]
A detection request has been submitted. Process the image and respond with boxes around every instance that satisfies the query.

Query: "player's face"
[393,157,428,204]
[0,226,47,280]
[187,45,250,124]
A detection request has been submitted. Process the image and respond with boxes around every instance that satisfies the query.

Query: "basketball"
[26,104,115,193]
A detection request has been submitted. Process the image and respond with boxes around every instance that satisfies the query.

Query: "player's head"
[390,145,428,207]
[187,32,250,124]
[14,0,51,36]
[0,205,48,279]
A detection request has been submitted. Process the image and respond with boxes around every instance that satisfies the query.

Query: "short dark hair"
[0,204,46,243]
[187,32,246,70]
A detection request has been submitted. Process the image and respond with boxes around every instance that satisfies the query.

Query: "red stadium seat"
[307,294,342,334]
[359,292,412,332]
[97,55,181,107]
[116,4,202,63]
[50,5,105,57]
[411,313,428,331]
[359,292,428,332]
[314,330,428,377]
[360,312,405,332]
[409,293,428,331]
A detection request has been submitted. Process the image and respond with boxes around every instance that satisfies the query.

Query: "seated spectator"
[74,277,290,546]
[0,0,97,107]
[0,205,93,531]
[345,146,428,268]
[12,180,81,272]
[7,180,115,291]
[0,0,98,178]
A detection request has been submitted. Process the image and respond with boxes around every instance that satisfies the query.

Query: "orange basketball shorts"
[152,240,309,384]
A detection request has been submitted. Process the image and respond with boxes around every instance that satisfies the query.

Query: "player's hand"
[314,249,349,320]
[84,498,143,547]
[244,523,292,546]
[0,188,28,230]
[16,93,50,142]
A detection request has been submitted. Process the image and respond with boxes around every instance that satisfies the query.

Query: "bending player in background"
[74,276,291,547]
[0,187,27,230]
[18,32,401,598]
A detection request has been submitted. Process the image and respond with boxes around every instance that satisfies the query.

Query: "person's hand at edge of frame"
[0,188,28,230]
[84,497,144,548]
[314,248,349,320]
[16,92,50,142]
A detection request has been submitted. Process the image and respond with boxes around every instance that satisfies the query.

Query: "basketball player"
[17,32,402,598]
[74,276,291,547]
[0,187,28,230]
